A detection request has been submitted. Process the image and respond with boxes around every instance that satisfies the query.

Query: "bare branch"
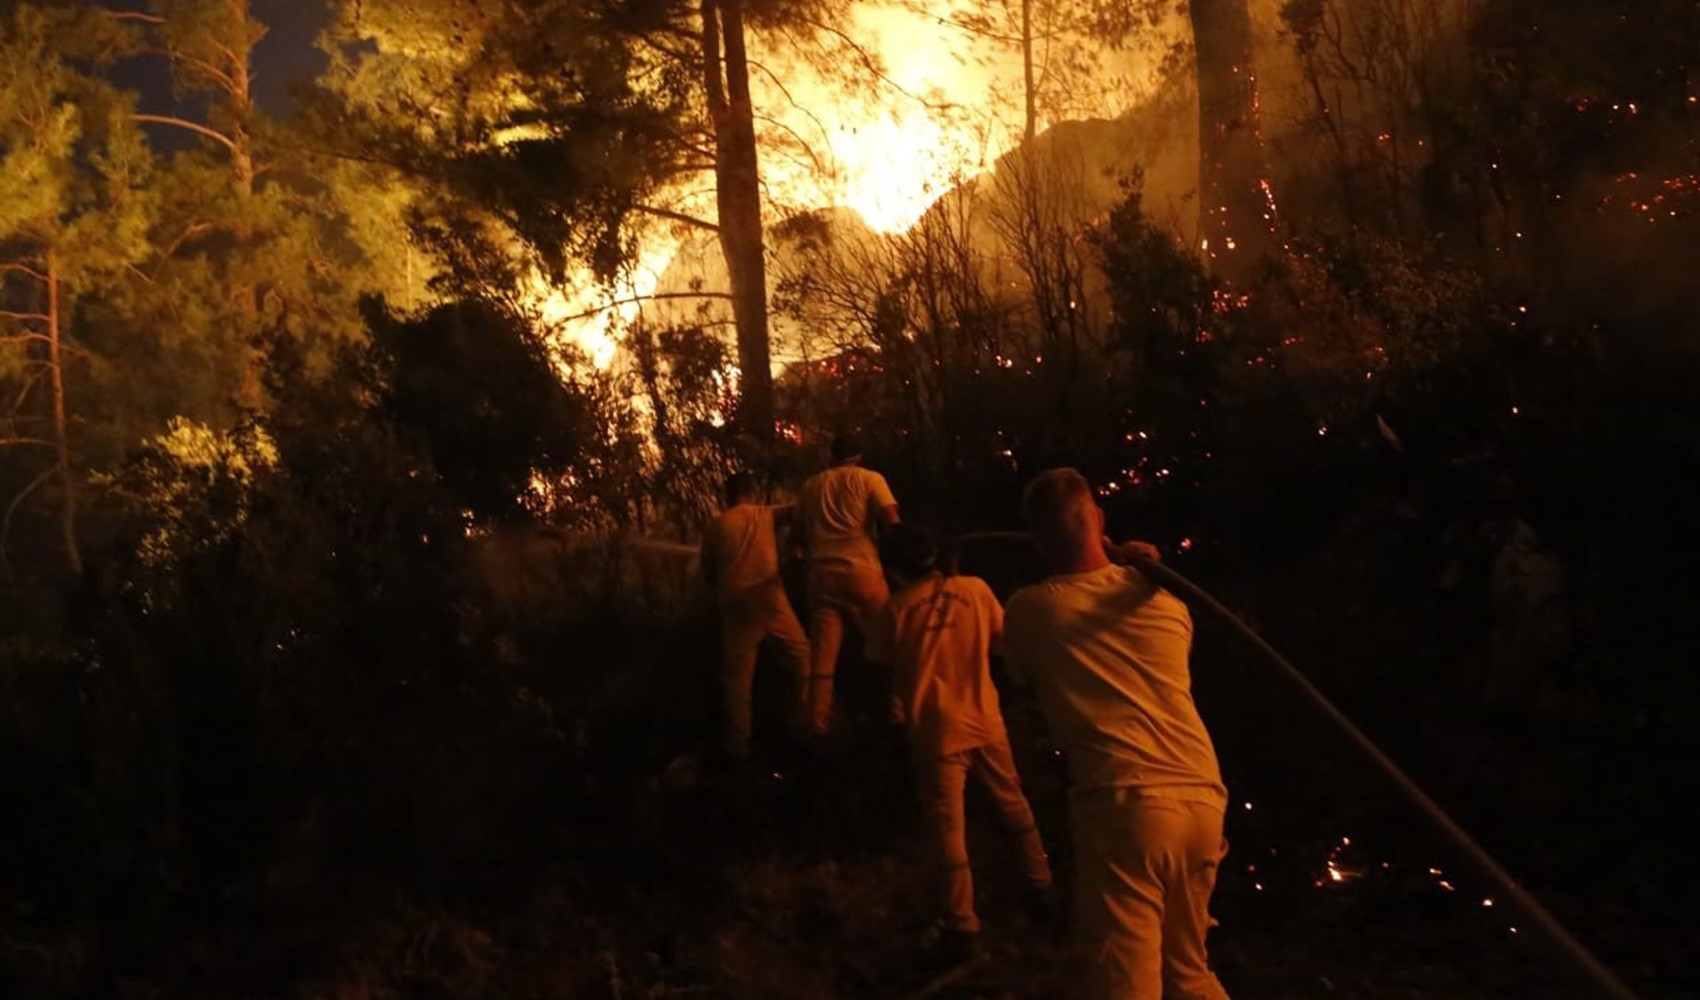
[168,49,242,96]
[1,465,56,587]
[752,111,827,174]
[745,58,832,155]
[0,438,57,448]
[102,10,166,24]
[635,203,719,232]
[0,263,48,282]
[8,366,47,418]
[787,16,943,111]
[132,114,240,156]
[0,313,51,324]
[546,290,733,325]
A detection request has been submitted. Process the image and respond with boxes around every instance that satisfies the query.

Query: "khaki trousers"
[1070,791,1231,1000]
[804,560,890,734]
[915,738,1053,933]
[720,582,810,757]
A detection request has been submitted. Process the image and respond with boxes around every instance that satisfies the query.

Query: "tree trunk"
[46,247,80,575]
[702,0,774,442]
[1190,0,1277,279]
[1022,0,1037,145]
[226,3,264,410]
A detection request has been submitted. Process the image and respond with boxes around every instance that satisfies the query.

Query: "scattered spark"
[1482,898,1495,908]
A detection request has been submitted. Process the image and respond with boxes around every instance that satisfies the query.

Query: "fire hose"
[957,530,1639,1000]
[620,530,1641,999]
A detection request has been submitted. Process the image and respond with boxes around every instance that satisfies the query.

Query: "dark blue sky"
[116,0,330,132]
[248,0,331,113]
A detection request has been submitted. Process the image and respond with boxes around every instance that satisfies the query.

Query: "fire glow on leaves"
[534,0,1161,373]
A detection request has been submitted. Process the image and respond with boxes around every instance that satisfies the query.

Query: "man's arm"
[865,606,906,726]
[700,543,718,589]
[999,592,1031,690]
[869,472,900,527]
[1105,539,1161,566]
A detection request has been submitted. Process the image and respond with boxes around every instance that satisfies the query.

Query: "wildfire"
[532,243,675,372]
[530,0,1165,372]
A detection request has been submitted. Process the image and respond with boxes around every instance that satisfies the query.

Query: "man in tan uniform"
[866,523,1053,962]
[701,473,811,759]
[795,434,900,736]
[1003,469,1231,1000]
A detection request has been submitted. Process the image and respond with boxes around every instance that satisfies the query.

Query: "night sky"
[116,0,329,138]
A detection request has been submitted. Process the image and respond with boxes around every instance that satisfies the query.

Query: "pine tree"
[314,0,861,441]
[110,0,388,415]
[1,3,156,575]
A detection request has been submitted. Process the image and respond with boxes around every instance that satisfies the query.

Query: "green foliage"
[0,6,155,274]
[311,0,702,285]
[369,297,593,523]
[87,417,278,607]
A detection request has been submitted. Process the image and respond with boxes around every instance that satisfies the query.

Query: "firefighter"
[794,433,900,736]
[1003,469,1232,1000]
[867,522,1054,963]
[701,472,811,759]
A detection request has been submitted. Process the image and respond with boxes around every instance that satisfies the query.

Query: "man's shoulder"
[1004,581,1052,620]
[1147,585,1192,625]
[951,574,998,602]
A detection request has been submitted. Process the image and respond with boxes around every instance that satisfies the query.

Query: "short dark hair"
[830,433,864,464]
[1022,467,1097,550]
[879,522,938,580]
[723,472,757,505]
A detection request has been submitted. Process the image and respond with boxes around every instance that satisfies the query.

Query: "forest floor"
[257,697,1602,1000]
[119,598,1667,1000]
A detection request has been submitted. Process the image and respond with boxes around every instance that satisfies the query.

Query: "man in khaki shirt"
[1003,469,1231,1000]
[866,523,1052,962]
[794,434,900,736]
[701,473,810,759]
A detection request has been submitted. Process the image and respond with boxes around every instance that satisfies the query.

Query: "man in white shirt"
[1002,468,1231,1000]
[794,434,900,736]
[701,473,810,758]
[865,523,1053,962]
